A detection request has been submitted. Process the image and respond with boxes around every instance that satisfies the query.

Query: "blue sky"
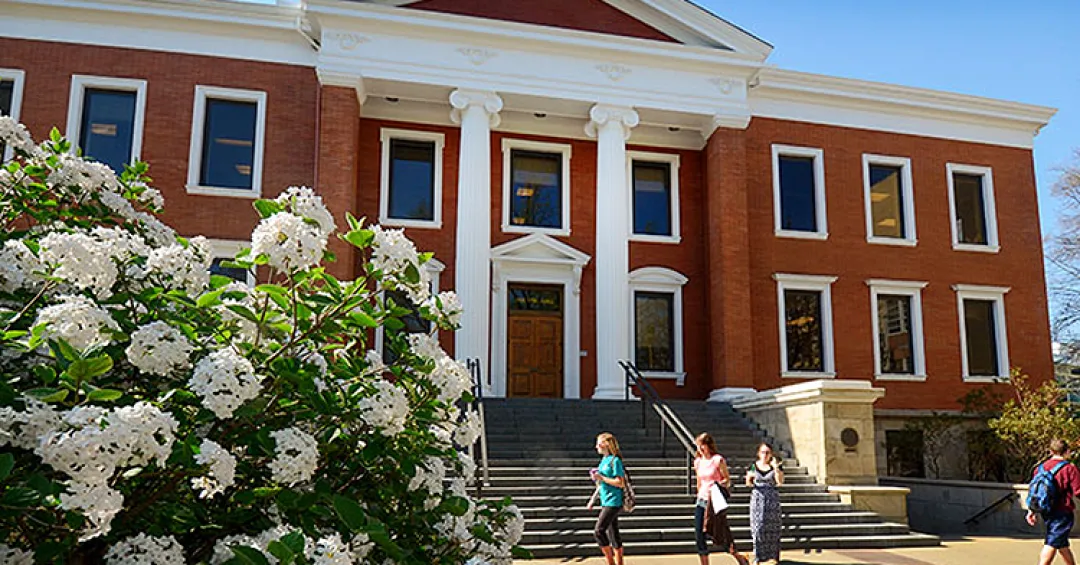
[700,0,1079,237]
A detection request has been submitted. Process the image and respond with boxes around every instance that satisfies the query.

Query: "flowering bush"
[0,120,523,564]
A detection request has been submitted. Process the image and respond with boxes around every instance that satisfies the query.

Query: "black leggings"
[594,506,622,549]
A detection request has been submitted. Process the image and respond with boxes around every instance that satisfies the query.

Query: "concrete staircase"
[480,398,940,558]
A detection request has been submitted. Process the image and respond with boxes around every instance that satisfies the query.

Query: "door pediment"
[491,233,591,266]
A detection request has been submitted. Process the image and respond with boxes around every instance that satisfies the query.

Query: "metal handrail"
[465,358,490,494]
[619,360,697,495]
[963,491,1019,527]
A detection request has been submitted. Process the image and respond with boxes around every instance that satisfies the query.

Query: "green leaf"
[0,453,14,481]
[2,486,41,507]
[253,200,284,219]
[25,388,68,403]
[345,212,363,231]
[348,311,378,328]
[442,495,470,517]
[87,389,123,402]
[342,229,374,249]
[281,531,306,555]
[33,365,58,385]
[332,495,367,531]
[266,541,295,565]
[68,355,113,381]
[256,284,289,297]
[197,289,226,308]
[231,546,271,565]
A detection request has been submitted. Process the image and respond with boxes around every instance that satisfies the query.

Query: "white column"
[450,89,502,392]
[586,104,639,400]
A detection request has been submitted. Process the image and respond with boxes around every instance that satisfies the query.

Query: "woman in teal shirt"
[588,432,625,565]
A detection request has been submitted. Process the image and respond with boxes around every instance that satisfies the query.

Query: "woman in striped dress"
[745,442,784,564]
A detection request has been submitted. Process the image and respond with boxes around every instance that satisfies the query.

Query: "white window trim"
[867,279,928,381]
[627,151,681,244]
[629,267,688,385]
[374,258,445,359]
[379,128,444,229]
[862,154,917,246]
[772,144,828,240]
[953,284,1011,383]
[501,138,572,237]
[186,85,267,199]
[946,163,999,253]
[206,238,255,287]
[0,68,26,162]
[65,75,148,167]
[774,273,837,378]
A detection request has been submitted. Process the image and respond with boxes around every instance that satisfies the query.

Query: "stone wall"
[880,477,1042,535]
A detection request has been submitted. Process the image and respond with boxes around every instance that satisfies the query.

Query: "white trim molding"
[490,234,591,399]
[627,150,681,244]
[0,68,26,162]
[774,273,837,379]
[629,266,688,385]
[186,85,268,199]
[378,128,445,229]
[946,163,999,253]
[206,238,255,287]
[501,138,573,237]
[866,279,928,382]
[771,144,827,240]
[953,284,1011,383]
[862,154,916,246]
[64,75,148,168]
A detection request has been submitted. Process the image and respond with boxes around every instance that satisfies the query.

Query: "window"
[206,239,253,286]
[863,154,916,245]
[772,145,827,239]
[187,86,267,198]
[375,259,445,363]
[885,429,925,478]
[774,273,836,377]
[501,139,571,236]
[379,129,444,228]
[946,164,998,252]
[65,76,147,174]
[868,280,927,381]
[0,69,25,161]
[954,284,1010,382]
[628,267,687,385]
[628,151,680,243]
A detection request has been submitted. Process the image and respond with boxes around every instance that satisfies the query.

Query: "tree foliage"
[988,371,1080,480]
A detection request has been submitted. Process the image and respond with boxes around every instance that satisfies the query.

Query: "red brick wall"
[0,38,318,242]
[739,118,1052,411]
[407,0,678,43]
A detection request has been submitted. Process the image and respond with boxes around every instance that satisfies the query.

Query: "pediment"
[491,234,591,266]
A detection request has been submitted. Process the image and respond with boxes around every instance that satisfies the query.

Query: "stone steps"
[525,533,943,558]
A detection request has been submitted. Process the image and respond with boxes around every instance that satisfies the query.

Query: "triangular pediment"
[365,0,771,57]
[491,234,591,267]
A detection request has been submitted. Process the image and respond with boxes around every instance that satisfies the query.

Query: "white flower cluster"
[210,528,368,565]
[0,397,60,450]
[191,439,237,499]
[252,212,326,272]
[458,450,477,482]
[409,456,446,496]
[276,186,336,238]
[370,226,430,303]
[188,348,263,419]
[454,410,483,447]
[357,379,409,436]
[217,282,260,343]
[0,240,42,293]
[211,525,303,565]
[406,334,472,405]
[0,115,36,155]
[143,236,212,295]
[269,427,319,486]
[104,534,185,565]
[35,294,119,351]
[39,230,121,296]
[311,533,352,565]
[435,481,476,546]
[0,543,34,565]
[424,290,464,328]
[126,321,194,376]
[34,402,178,539]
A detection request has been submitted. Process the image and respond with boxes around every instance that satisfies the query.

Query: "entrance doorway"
[507,284,564,398]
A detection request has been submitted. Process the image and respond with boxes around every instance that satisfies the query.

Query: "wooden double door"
[507,284,564,398]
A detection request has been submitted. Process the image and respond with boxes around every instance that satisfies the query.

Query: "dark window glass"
[778,155,817,232]
[508,287,562,313]
[200,99,257,190]
[954,173,988,245]
[0,80,12,157]
[632,161,672,236]
[78,89,136,174]
[635,291,674,372]
[784,289,823,372]
[388,139,436,221]
[886,430,925,478]
[877,294,914,374]
[382,289,431,364]
[509,150,562,229]
[209,257,248,283]
[964,299,999,376]
[869,164,905,238]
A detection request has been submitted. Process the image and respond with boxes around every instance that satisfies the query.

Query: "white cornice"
[3,0,302,29]
[618,0,772,58]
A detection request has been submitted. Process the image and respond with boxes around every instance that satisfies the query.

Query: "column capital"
[449,89,503,128]
[585,104,639,140]
[702,108,752,140]
[316,68,366,106]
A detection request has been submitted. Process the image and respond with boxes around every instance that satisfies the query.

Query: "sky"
[698,0,1079,239]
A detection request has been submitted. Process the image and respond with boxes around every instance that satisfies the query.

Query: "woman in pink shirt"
[693,432,749,565]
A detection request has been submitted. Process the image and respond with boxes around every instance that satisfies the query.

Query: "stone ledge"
[733,379,885,410]
[828,485,911,525]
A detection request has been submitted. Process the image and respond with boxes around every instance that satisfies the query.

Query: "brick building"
[0,0,1056,479]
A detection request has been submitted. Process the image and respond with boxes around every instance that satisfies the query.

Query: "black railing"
[465,358,490,495]
[619,360,697,495]
[963,491,1019,527]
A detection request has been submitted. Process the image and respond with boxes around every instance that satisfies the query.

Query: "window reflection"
[778,156,817,232]
[632,161,672,236]
[509,150,562,229]
[964,299,999,376]
[79,89,136,174]
[784,289,823,372]
[635,291,674,372]
[200,99,257,190]
[954,173,988,245]
[388,139,435,221]
[877,294,914,374]
[869,164,905,238]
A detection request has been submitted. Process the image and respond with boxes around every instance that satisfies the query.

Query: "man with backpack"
[1027,438,1080,565]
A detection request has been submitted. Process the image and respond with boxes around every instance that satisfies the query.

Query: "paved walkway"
[519,536,1045,564]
